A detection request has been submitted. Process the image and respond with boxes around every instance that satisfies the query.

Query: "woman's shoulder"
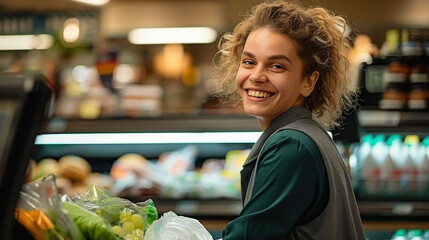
[267,129,318,148]
[263,129,324,164]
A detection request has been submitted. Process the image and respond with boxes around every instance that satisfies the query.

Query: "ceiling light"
[0,34,53,51]
[68,0,110,6]
[128,27,217,45]
[63,18,80,43]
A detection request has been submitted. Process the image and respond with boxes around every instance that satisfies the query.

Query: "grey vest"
[243,107,366,240]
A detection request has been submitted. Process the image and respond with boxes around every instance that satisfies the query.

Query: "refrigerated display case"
[32,115,260,213]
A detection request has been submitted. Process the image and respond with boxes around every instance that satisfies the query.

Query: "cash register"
[0,73,52,239]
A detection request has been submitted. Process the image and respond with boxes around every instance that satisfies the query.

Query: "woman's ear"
[301,71,319,97]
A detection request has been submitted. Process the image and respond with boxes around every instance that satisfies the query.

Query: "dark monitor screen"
[0,73,52,239]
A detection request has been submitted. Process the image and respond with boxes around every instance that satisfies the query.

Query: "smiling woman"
[213,0,357,131]
[211,1,365,240]
[236,28,318,130]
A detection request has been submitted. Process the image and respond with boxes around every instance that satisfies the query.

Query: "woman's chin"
[243,107,264,118]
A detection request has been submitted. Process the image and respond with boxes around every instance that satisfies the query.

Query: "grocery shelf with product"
[349,30,429,238]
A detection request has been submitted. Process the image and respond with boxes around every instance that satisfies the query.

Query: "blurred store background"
[1,0,429,239]
[0,0,428,117]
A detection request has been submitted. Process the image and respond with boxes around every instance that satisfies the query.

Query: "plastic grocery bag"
[144,211,213,240]
[16,174,85,240]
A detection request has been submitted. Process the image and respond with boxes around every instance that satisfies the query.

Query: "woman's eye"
[271,64,285,70]
[242,60,254,65]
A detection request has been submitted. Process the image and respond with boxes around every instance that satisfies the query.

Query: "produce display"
[32,155,114,196]
[109,146,248,200]
[30,145,251,203]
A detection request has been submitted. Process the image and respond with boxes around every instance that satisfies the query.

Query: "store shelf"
[143,198,241,219]
[34,115,262,172]
[354,54,429,222]
[359,201,429,221]
[43,115,261,133]
[358,109,429,134]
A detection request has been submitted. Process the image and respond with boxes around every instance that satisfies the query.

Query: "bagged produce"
[144,211,213,240]
[15,208,59,240]
[66,184,158,240]
[61,201,118,240]
[15,174,85,240]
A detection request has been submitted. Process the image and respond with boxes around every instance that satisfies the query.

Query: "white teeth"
[248,90,272,98]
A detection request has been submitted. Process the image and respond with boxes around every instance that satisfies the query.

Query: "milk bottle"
[415,136,429,192]
[381,134,401,192]
[359,134,381,193]
[402,135,419,191]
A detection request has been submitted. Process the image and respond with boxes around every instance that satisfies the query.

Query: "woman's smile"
[246,89,275,99]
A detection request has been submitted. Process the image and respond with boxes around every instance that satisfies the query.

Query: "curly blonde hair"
[212,0,358,129]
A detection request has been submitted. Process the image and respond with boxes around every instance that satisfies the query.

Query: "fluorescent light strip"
[35,132,262,145]
[128,27,217,45]
[0,34,54,51]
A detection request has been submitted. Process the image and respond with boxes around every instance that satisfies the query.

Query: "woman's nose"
[249,68,267,83]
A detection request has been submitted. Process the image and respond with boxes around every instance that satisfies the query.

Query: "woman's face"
[236,28,318,130]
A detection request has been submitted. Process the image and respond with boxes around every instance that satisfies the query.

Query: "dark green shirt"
[223,129,329,240]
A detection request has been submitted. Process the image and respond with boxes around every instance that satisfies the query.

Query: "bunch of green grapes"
[111,208,145,240]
